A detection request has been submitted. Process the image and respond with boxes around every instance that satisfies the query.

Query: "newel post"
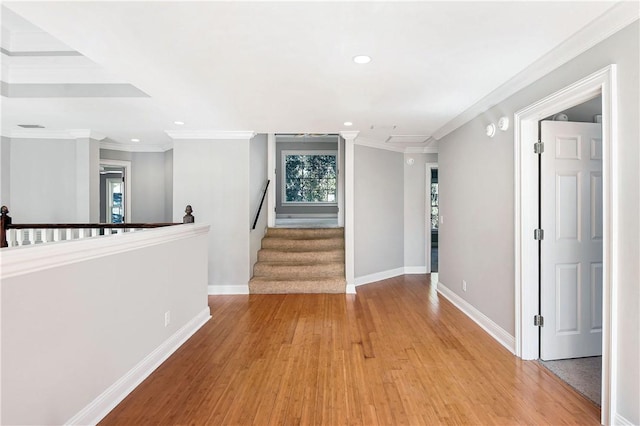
[1,205,12,248]
[183,205,194,223]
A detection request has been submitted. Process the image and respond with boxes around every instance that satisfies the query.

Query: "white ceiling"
[0,1,627,151]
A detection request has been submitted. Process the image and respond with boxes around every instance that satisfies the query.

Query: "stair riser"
[253,264,345,279]
[258,250,344,263]
[249,279,346,294]
[262,238,344,251]
[266,228,344,239]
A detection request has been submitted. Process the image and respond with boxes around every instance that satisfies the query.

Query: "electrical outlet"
[462,280,467,292]
[164,311,171,327]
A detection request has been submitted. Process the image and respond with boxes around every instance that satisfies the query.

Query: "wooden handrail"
[6,223,179,229]
[252,179,270,230]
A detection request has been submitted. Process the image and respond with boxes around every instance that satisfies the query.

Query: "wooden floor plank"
[100,275,600,425]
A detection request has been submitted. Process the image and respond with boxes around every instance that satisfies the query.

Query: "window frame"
[281,150,338,206]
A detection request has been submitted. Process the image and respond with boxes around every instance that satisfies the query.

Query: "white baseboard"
[355,267,405,286]
[354,266,428,287]
[404,266,427,274]
[614,412,634,426]
[208,284,250,295]
[437,281,516,354]
[66,307,211,425]
[276,213,338,219]
[346,284,357,294]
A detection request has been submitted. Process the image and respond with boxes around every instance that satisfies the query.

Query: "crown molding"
[432,2,639,141]
[405,146,439,154]
[355,137,406,153]
[99,140,173,153]
[355,136,438,154]
[5,128,105,140]
[339,130,360,140]
[165,130,256,140]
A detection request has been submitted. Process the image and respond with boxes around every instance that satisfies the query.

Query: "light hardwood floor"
[100,275,599,425]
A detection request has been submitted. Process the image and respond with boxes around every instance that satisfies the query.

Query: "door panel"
[540,121,602,360]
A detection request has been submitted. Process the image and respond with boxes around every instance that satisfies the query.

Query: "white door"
[540,121,602,361]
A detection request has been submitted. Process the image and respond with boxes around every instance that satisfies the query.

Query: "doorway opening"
[429,167,439,272]
[537,95,603,406]
[99,159,131,224]
[514,65,617,424]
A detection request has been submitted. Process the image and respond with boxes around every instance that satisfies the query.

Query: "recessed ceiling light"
[344,122,353,126]
[353,55,371,64]
[131,138,140,142]
[174,121,185,125]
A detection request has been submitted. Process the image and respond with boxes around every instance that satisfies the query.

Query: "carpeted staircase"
[249,227,346,294]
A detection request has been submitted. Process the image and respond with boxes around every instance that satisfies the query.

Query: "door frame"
[99,159,131,223]
[514,65,617,424]
[425,163,438,273]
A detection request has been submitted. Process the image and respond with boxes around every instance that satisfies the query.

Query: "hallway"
[101,275,599,425]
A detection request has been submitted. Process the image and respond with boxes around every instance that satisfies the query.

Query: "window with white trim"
[282,150,337,204]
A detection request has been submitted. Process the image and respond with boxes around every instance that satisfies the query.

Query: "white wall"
[403,152,438,270]
[354,145,404,277]
[173,137,251,293]
[250,134,268,275]
[0,224,210,425]
[437,21,639,423]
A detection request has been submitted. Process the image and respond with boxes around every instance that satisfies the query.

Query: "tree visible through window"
[284,152,337,203]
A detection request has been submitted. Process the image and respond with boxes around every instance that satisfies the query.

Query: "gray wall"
[173,137,251,290]
[131,152,166,222]
[250,134,269,274]
[164,149,173,222]
[354,145,404,277]
[276,140,339,216]
[100,149,171,222]
[9,138,99,223]
[0,136,11,208]
[437,21,638,423]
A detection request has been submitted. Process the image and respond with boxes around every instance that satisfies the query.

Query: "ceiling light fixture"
[344,121,353,126]
[353,55,371,64]
[174,121,185,125]
[131,138,140,142]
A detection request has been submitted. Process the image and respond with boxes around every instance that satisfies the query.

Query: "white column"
[74,135,101,222]
[267,133,276,228]
[340,131,359,294]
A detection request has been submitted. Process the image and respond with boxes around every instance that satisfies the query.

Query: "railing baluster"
[8,229,17,246]
[91,228,98,237]
[66,228,73,241]
[29,229,36,245]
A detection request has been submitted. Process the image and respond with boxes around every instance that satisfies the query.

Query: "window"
[283,151,337,204]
